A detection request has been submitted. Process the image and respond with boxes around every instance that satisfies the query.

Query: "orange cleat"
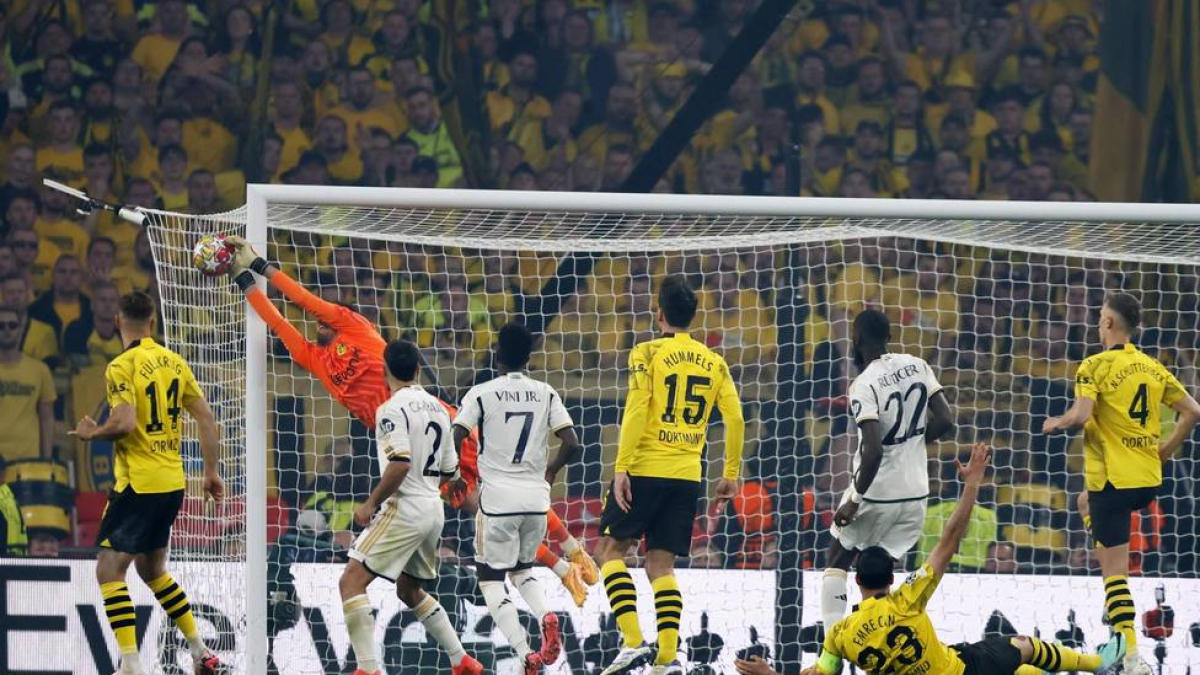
[195,652,222,675]
[540,613,562,665]
[351,670,381,675]
[570,548,600,586]
[524,651,545,675]
[452,654,484,675]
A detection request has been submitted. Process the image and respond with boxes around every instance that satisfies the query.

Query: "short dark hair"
[497,322,534,370]
[855,546,895,590]
[853,308,891,346]
[383,340,421,381]
[158,143,187,163]
[119,291,156,324]
[1105,292,1142,332]
[658,275,698,328]
[88,236,115,255]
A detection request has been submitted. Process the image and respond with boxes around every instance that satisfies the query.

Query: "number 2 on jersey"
[144,378,181,435]
[661,374,711,425]
[423,420,443,476]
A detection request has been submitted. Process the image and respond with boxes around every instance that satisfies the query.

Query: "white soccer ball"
[192,234,235,277]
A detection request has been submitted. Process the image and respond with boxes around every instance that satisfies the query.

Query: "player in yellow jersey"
[792,443,1122,675]
[71,292,226,675]
[595,275,745,675]
[1043,292,1200,675]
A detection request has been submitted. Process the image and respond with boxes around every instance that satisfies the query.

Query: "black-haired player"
[595,275,745,675]
[801,443,1122,675]
[820,309,954,631]
[1043,292,1200,675]
[452,321,584,675]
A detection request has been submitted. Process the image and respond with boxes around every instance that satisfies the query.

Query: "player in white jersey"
[338,340,483,675]
[452,322,584,675]
[819,309,955,631]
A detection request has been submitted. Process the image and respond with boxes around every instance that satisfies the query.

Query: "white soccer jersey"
[847,353,944,502]
[374,385,459,501]
[454,372,575,515]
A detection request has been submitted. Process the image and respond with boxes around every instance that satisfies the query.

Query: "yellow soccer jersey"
[1075,343,1187,491]
[106,338,204,493]
[615,333,744,482]
[820,564,963,675]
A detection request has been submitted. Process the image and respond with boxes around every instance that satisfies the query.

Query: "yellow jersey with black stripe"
[106,338,204,493]
[1075,344,1187,491]
[819,564,962,675]
[615,333,744,482]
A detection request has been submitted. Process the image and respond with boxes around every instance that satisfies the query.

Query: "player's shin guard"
[1104,576,1137,650]
[820,569,849,629]
[512,569,552,618]
[602,560,644,648]
[481,580,532,657]
[342,594,379,674]
[146,573,205,658]
[414,594,467,662]
[652,575,682,665]
[1024,637,1102,672]
[101,581,142,672]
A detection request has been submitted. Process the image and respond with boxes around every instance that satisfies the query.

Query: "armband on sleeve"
[816,650,842,675]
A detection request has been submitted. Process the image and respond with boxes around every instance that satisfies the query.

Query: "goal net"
[136,188,1200,675]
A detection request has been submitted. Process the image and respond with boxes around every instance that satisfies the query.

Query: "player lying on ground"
[71,292,224,675]
[735,443,1121,675]
[1042,292,1200,675]
[594,275,745,675]
[822,309,955,629]
[451,322,584,675]
[339,340,482,675]
[224,236,599,605]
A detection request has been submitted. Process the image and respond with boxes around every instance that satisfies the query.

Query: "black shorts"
[599,476,699,556]
[1088,482,1157,547]
[951,636,1022,675]
[96,487,185,554]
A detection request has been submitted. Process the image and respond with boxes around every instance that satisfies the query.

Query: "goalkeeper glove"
[226,235,269,275]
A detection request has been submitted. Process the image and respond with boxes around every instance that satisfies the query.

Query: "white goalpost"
[51,182,1200,675]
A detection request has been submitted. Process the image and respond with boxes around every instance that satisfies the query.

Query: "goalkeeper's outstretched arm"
[226,235,357,330]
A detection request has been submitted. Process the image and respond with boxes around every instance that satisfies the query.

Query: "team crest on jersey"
[380,417,395,433]
[336,342,347,356]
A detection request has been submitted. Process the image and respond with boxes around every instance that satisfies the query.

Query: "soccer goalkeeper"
[224,237,598,603]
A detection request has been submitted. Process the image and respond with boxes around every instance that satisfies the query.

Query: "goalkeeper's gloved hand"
[226,235,269,275]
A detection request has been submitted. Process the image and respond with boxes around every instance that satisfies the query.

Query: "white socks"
[119,650,145,675]
[820,568,849,629]
[480,580,531,658]
[414,594,467,662]
[343,595,379,674]
[511,569,551,618]
[187,635,206,660]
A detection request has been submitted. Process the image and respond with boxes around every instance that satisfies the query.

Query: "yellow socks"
[652,575,682,665]
[147,573,203,656]
[1104,576,1138,651]
[602,560,644,648]
[101,581,139,659]
[1023,637,1102,672]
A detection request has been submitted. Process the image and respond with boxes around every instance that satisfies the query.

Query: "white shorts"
[474,511,547,571]
[829,491,926,559]
[349,496,444,582]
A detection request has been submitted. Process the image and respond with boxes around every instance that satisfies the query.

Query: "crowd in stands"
[2,0,1197,576]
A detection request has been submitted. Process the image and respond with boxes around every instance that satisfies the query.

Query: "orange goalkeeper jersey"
[246,270,480,480]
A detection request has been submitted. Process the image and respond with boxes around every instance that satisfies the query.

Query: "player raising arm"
[754,444,1121,675]
[225,236,599,604]
[71,292,224,675]
[451,322,584,675]
[338,341,482,675]
[821,309,955,629]
[595,275,745,675]
[1043,292,1200,675]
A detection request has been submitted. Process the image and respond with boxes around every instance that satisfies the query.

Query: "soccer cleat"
[195,652,222,675]
[524,651,545,675]
[541,613,563,664]
[600,643,657,675]
[1122,653,1153,675]
[562,565,589,607]
[1096,633,1126,673]
[452,654,484,675]
[647,661,685,675]
[570,548,601,586]
[351,671,381,675]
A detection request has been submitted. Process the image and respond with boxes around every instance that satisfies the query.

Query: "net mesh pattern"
[140,200,1200,675]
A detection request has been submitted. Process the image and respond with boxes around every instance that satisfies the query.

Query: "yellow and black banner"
[1090,0,1198,202]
